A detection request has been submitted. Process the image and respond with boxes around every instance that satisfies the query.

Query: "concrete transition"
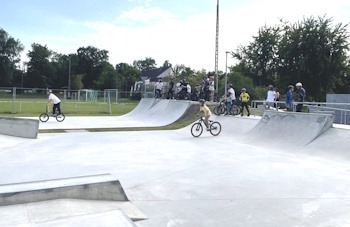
[247,111,334,147]
[0,117,39,139]
[0,173,146,224]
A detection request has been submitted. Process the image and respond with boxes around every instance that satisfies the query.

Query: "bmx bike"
[213,99,240,116]
[39,106,65,122]
[191,117,222,137]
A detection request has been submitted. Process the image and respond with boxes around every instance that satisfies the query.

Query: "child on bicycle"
[198,99,212,130]
[47,90,61,115]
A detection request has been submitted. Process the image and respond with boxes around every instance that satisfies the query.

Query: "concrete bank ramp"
[0,173,146,225]
[122,98,158,118]
[247,111,334,147]
[0,117,39,139]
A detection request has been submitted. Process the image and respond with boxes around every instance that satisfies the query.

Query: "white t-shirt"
[155,82,163,90]
[266,90,276,102]
[48,93,61,104]
[209,80,215,91]
[187,84,191,93]
[227,88,236,100]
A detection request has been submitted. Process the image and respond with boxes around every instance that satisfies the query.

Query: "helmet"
[229,83,233,88]
[241,88,246,91]
[48,89,52,93]
[296,82,302,87]
[288,85,294,89]
[268,84,274,90]
[198,99,205,103]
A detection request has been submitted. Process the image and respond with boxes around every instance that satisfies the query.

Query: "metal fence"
[0,87,135,115]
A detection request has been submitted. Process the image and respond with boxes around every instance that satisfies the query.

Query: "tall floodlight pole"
[224,51,229,92]
[214,0,219,94]
[68,54,71,91]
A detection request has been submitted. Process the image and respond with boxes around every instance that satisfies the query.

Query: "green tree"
[94,62,117,90]
[115,63,139,92]
[0,28,24,86]
[77,46,109,88]
[278,17,349,100]
[26,43,53,88]
[133,57,157,71]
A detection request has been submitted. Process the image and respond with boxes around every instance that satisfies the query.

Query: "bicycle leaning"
[191,117,222,137]
[213,99,240,116]
[39,105,65,122]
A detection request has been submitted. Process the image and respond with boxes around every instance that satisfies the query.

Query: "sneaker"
[241,114,243,117]
[247,113,250,117]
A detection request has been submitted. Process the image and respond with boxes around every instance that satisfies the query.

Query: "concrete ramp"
[0,174,128,206]
[122,98,158,118]
[247,111,334,147]
[0,117,39,139]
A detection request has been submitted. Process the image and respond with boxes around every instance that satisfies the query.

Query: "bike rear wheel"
[213,106,221,116]
[191,123,203,137]
[231,105,240,115]
[56,113,65,122]
[209,122,222,136]
[39,113,49,122]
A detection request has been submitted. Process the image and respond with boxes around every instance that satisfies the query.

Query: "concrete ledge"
[0,117,39,139]
[0,174,128,206]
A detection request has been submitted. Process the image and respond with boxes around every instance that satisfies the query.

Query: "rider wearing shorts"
[198,99,212,130]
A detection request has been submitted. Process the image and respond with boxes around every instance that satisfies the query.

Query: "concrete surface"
[1,101,350,226]
[36,99,192,130]
[0,174,129,206]
[0,117,39,139]
[1,209,136,227]
[0,199,145,225]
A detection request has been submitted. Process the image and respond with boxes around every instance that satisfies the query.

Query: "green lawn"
[0,98,139,117]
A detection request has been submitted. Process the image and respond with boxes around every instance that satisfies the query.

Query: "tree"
[133,57,157,71]
[77,46,109,88]
[94,62,117,90]
[233,25,280,86]
[26,43,53,88]
[115,63,139,92]
[0,28,24,86]
[277,17,349,100]
[233,16,350,101]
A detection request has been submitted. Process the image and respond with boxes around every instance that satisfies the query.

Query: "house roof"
[140,67,172,81]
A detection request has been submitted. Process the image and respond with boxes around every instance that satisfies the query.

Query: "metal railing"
[251,100,350,125]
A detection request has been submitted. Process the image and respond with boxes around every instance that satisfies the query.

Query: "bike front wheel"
[39,113,49,122]
[191,123,203,137]
[56,113,65,122]
[209,122,222,136]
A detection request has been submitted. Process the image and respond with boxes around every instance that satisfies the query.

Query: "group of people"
[154,75,216,101]
[266,82,306,112]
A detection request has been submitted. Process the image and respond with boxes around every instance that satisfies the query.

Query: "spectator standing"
[208,76,215,102]
[167,78,174,99]
[285,85,294,111]
[265,85,276,110]
[239,88,250,116]
[155,78,163,99]
[295,82,306,112]
[225,84,236,115]
[274,87,280,109]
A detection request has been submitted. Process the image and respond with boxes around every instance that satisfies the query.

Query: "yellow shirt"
[240,92,250,102]
[199,105,212,116]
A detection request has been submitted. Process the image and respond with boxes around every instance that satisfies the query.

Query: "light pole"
[68,54,71,91]
[224,51,230,93]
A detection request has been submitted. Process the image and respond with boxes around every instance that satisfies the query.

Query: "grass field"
[0,98,139,117]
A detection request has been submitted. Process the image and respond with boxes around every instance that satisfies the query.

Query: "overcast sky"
[1,0,350,71]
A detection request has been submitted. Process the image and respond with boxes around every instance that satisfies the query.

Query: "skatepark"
[1,98,350,226]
